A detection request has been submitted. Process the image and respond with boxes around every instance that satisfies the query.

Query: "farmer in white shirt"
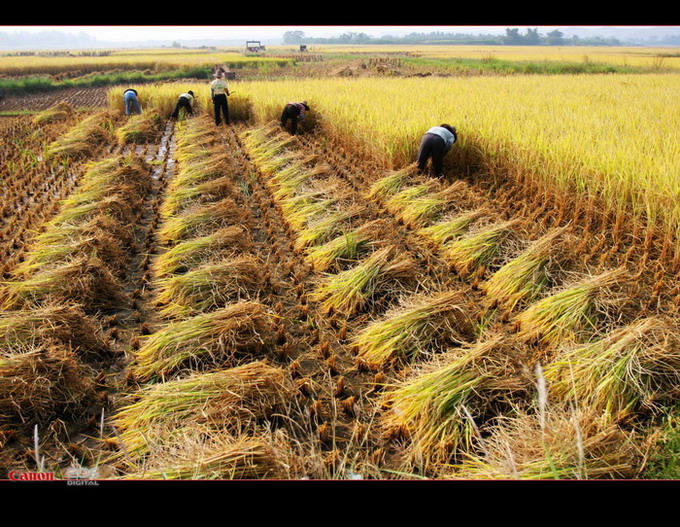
[210,74,231,126]
[171,90,195,119]
[417,124,457,178]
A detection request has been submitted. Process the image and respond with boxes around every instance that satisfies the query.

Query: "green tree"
[546,29,565,45]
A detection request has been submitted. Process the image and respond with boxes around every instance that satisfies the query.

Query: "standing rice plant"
[131,302,276,381]
[543,317,680,421]
[0,346,95,425]
[482,227,568,312]
[111,360,290,460]
[514,267,628,348]
[153,226,251,278]
[353,290,476,367]
[448,405,639,480]
[155,257,264,318]
[443,219,520,277]
[312,246,416,316]
[381,334,530,469]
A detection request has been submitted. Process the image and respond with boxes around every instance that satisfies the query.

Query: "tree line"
[282,29,624,47]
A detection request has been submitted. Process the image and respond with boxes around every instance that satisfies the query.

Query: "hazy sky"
[0,25,647,42]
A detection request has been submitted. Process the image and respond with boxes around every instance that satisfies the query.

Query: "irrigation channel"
[1,110,678,479]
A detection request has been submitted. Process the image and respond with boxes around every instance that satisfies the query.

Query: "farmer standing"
[210,73,231,126]
[171,90,195,119]
[417,124,458,178]
[123,88,141,116]
[280,101,310,135]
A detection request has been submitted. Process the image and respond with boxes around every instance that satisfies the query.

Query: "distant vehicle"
[246,41,266,53]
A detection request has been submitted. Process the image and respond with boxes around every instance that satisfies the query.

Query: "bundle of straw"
[112,360,290,460]
[312,246,415,316]
[354,290,476,367]
[132,302,276,381]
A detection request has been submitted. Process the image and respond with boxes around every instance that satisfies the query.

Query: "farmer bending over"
[281,101,310,135]
[417,124,457,178]
[123,88,141,116]
[171,91,195,119]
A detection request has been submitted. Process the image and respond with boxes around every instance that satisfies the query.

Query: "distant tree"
[524,28,541,45]
[172,41,181,48]
[546,29,565,45]
[503,28,524,45]
[283,31,305,44]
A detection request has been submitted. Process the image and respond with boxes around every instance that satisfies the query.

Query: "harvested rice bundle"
[32,101,74,125]
[157,198,244,244]
[45,111,114,159]
[259,151,305,176]
[15,233,128,279]
[443,219,520,277]
[312,246,416,316]
[160,176,236,218]
[514,267,628,348]
[280,193,336,231]
[294,205,368,251]
[381,334,530,467]
[482,227,568,312]
[112,360,290,459]
[155,256,264,318]
[243,131,296,164]
[0,304,110,357]
[354,290,476,367]
[304,220,382,272]
[131,302,276,381]
[31,216,135,255]
[115,112,163,144]
[169,153,233,190]
[78,154,153,196]
[125,432,281,480]
[269,154,317,183]
[543,317,680,420]
[271,163,330,202]
[386,182,465,229]
[1,256,130,312]
[449,405,639,480]
[367,163,420,200]
[50,194,141,228]
[153,226,252,278]
[0,346,95,425]
[416,209,487,248]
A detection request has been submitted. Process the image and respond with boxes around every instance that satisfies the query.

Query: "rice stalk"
[131,302,276,381]
[353,290,476,367]
[543,316,680,420]
[416,209,487,247]
[514,267,628,348]
[367,163,420,200]
[111,360,290,460]
[153,226,251,278]
[155,257,264,318]
[304,220,381,272]
[312,245,415,316]
[157,198,243,244]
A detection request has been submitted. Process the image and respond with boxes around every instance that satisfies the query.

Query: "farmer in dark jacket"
[417,124,457,178]
[280,101,310,135]
[171,90,195,119]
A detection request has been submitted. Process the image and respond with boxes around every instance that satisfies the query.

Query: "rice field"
[0,46,679,482]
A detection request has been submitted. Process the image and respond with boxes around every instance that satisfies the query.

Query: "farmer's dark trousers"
[280,104,300,135]
[172,96,193,118]
[214,94,229,125]
[417,133,446,177]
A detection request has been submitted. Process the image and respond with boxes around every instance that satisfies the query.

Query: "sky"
[0,25,657,42]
